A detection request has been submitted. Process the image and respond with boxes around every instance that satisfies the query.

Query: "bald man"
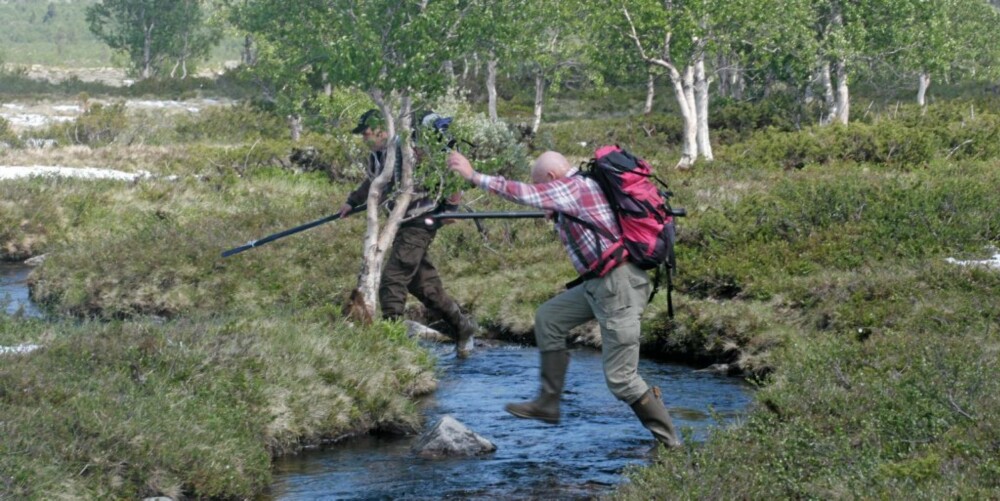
[447,150,680,451]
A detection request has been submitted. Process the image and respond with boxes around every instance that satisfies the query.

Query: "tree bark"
[351,93,416,323]
[917,71,931,107]
[443,60,455,86]
[677,65,698,169]
[821,61,835,125]
[487,56,499,121]
[694,54,713,161]
[288,114,302,142]
[242,34,256,66]
[833,58,849,125]
[143,21,154,79]
[532,71,545,134]
[643,71,655,115]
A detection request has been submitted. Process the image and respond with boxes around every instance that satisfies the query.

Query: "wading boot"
[442,302,477,358]
[630,387,681,452]
[504,350,569,424]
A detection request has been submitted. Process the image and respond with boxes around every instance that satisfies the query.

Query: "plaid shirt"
[478,169,620,275]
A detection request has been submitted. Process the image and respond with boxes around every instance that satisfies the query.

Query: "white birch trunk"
[678,65,698,169]
[821,61,835,125]
[487,57,499,122]
[443,60,455,85]
[834,58,849,125]
[288,114,302,142]
[143,22,154,79]
[644,72,655,114]
[353,94,416,321]
[917,71,931,107]
[532,72,545,134]
[694,55,713,162]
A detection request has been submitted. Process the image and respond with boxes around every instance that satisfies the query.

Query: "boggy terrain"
[1,69,999,498]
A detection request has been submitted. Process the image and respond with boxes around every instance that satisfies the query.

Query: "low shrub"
[0,115,20,147]
[174,104,287,143]
[35,102,129,147]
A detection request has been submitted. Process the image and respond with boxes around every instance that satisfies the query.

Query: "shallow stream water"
[0,266,753,499]
[269,341,753,500]
[0,264,43,318]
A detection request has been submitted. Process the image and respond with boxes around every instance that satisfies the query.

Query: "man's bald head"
[531,151,573,184]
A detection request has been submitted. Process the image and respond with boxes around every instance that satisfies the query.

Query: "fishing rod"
[423,207,687,225]
[223,206,687,257]
[221,204,368,257]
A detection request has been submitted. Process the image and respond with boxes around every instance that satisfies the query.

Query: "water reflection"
[271,342,753,500]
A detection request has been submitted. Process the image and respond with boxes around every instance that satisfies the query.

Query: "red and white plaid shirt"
[478,170,620,274]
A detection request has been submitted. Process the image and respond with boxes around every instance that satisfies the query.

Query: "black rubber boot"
[630,387,681,450]
[505,350,569,424]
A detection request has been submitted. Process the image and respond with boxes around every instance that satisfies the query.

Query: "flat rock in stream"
[412,415,497,459]
[405,320,452,343]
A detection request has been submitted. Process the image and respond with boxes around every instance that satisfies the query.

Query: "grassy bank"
[2,83,1000,497]
[0,314,434,499]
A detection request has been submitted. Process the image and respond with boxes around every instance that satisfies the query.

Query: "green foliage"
[429,91,531,178]
[86,0,222,79]
[722,99,1000,169]
[174,103,286,142]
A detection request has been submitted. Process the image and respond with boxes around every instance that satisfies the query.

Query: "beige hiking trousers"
[534,262,651,404]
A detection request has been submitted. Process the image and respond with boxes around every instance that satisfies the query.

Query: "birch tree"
[616,0,716,168]
[233,0,471,322]
[518,1,596,135]
[868,0,1000,106]
[86,0,220,79]
[463,0,530,121]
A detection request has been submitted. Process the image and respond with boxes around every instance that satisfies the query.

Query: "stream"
[269,342,753,500]
[0,264,43,318]
[0,265,753,499]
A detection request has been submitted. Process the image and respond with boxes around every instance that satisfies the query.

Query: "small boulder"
[411,415,496,459]
[24,254,47,266]
[695,363,732,375]
[405,320,451,343]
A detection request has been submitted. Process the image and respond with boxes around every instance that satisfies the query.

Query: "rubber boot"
[442,301,477,358]
[505,350,569,424]
[630,387,681,450]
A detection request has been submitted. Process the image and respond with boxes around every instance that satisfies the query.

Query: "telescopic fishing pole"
[422,207,686,225]
[221,204,368,257]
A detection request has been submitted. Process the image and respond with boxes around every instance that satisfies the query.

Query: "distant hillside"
[0,0,241,70]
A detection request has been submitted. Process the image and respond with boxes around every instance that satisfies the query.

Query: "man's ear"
[547,171,557,181]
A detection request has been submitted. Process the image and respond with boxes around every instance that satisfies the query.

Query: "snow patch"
[0,344,41,355]
[0,166,153,181]
[945,251,1000,270]
[126,100,202,113]
[0,113,74,128]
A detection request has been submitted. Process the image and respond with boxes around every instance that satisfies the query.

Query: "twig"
[947,391,975,421]
[833,362,852,390]
[946,140,973,159]
[243,138,261,173]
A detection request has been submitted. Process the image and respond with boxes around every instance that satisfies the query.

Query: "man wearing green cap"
[338,109,477,357]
